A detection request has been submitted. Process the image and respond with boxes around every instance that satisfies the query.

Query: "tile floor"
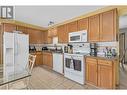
[0,64,127,89]
[29,65,97,89]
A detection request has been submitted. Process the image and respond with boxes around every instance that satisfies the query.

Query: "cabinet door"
[3,23,16,32]
[42,53,47,66]
[57,24,68,43]
[43,31,52,44]
[43,52,53,68]
[100,9,117,41]
[78,18,88,31]
[48,28,52,37]
[28,28,43,44]
[16,26,28,34]
[67,21,78,33]
[98,60,113,89]
[35,53,43,66]
[48,28,57,37]
[86,58,98,86]
[47,53,53,68]
[89,14,100,42]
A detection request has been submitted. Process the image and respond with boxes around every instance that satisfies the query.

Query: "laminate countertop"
[29,50,63,55]
[86,55,119,61]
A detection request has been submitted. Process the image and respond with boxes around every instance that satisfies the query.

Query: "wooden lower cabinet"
[86,58,98,86]
[35,52,43,66]
[31,52,43,66]
[98,60,115,89]
[42,52,53,68]
[98,64,113,89]
[85,57,117,89]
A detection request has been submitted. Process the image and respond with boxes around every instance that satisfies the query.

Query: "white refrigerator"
[3,32,29,78]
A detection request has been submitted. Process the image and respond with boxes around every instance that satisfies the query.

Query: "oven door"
[71,56,84,76]
[73,59,82,71]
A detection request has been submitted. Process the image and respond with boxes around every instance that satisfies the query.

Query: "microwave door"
[69,34,81,42]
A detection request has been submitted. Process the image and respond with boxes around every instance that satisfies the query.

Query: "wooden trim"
[0,19,47,31]
[49,6,127,28]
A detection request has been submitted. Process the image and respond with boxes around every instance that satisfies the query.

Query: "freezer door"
[14,33,29,73]
[3,32,15,78]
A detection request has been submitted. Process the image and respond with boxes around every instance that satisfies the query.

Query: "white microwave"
[69,30,87,43]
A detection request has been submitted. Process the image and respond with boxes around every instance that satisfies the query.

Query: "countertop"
[30,51,118,61]
[29,50,63,55]
[86,55,118,61]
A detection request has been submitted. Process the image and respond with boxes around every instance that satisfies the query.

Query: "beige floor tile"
[71,83,88,89]
[46,77,67,88]
[54,84,70,89]
[61,79,76,89]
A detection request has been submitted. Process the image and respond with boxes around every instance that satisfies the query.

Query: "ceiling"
[15,6,105,28]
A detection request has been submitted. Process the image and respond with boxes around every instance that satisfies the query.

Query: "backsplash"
[70,43,90,54]
[30,42,118,56]
[96,42,118,57]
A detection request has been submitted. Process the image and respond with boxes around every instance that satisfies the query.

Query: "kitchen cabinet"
[48,28,57,37]
[3,23,16,32]
[28,28,43,44]
[78,18,89,31]
[85,57,117,89]
[16,26,28,34]
[42,52,53,68]
[43,31,52,44]
[34,52,43,66]
[100,9,117,42]
[86,58,98,86]
[67,21,78,33]
[88,14,100,42]
[57,24,68,43]
[98,60,114,89]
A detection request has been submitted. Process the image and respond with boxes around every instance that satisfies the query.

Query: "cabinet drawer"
[98,60,112,66]
[86,57,97,63]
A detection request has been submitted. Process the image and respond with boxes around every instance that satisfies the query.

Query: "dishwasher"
[53,53,63,74]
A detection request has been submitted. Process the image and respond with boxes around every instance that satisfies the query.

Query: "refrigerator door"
[3,32,15,78]
[14,33,29,73]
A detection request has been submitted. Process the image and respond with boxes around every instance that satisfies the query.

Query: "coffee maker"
[90,43,97,56]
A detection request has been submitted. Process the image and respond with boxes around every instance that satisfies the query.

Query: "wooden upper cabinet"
[67,21,78,33]
[48,27,57,37]
[43,31,52,44]
[100,9,117,42]
[16,26,28,34]
[52,28,57,37]
[86,57,98,86]
[89,14,100,42]
[78,18,89,31]
[3,23,16,32]
[57,24,68,43]
[28,28,43,44]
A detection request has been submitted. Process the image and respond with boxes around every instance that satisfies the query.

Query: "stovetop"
[64,52,89,56]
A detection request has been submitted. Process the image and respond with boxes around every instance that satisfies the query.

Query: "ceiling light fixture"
[48,21,54,26]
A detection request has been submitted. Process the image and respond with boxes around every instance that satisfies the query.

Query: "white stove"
[64,52,89,84]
